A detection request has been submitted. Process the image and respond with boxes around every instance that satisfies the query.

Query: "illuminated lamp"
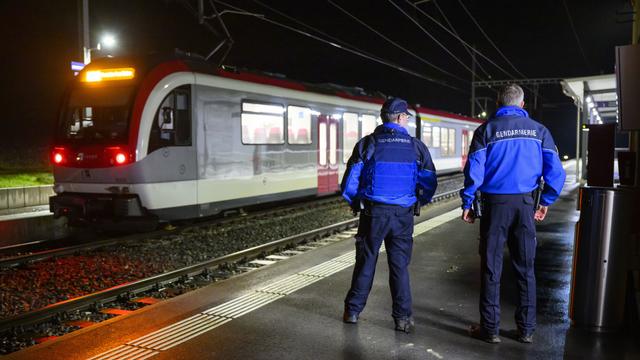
[115,152,127,165]
[52,148,65,165]
[82,67,135,82]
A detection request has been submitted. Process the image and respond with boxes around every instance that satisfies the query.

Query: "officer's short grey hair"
[498,84,524,107]
[381,112,402,123]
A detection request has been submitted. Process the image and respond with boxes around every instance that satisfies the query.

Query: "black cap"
[381,98,412,116]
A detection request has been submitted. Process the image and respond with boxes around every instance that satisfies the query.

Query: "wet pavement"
[8,171,640,359]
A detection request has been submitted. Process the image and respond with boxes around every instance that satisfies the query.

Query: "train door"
[461,129,470,168]
[317,115,339,194]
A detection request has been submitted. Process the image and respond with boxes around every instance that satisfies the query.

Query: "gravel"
[0,176,462,354]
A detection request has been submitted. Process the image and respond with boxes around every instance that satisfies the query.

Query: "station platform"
[8,166,640,360]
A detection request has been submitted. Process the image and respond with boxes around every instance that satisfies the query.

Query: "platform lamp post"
[79,0,117,65]
[83,34,117,65]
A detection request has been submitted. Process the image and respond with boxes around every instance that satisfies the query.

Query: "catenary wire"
[455,0,527,78]
[432,0,493,80]
[387,0,476,75]
[561,0,592,72]
[400,0,520,80]
[213,0,466,92]
[327,0,469,84]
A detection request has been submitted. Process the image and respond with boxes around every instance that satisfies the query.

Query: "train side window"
[343,112,359,163]
[448,128,456,156]
[441,128,449,156]
[287,106,311,144]
[361,114,377,136]
[422,126,432,147]
[432,126,440,148]
[241,101,284,144]
[329,122,337,165]
[148,85,191,154]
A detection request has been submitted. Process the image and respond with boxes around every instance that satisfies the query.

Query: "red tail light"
[105,146,131,166]
[52,147,66,165]
[115,152,127,164]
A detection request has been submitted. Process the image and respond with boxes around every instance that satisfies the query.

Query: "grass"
[0,172,53,188]
[0,146,53,188]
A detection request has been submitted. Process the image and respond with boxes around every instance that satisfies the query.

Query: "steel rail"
[0,174,463,268]
[0,187,462,333]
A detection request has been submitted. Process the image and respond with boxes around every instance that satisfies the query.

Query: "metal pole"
[471,46,476,117]
[82,0,90,64]
[581,84,589,183]
[631,0,640,187]
[575,102,581,181]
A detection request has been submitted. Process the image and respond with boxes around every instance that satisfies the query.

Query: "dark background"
[0,0,633,160]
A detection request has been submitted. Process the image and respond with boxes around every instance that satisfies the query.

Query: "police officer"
[460,84,566,344]
[341,98,437,333]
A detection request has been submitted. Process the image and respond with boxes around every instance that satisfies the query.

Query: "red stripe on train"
[128,60,190,155]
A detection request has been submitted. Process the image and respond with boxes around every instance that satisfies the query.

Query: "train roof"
[82,52,482,124]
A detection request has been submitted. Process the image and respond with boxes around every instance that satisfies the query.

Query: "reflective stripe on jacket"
[460,106,566,209]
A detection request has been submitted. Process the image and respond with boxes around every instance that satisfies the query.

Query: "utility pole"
[470,46,476,118]
[632,0,640,186]
[80,0,91,64]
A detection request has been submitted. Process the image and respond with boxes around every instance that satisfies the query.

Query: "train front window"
[59,85,134,143]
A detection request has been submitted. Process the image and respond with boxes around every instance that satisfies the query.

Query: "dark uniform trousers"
[344,204,414,319]
[479,193,537,335]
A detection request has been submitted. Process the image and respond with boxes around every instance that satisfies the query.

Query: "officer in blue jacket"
[341,98,437,333]
[461,84,566,344]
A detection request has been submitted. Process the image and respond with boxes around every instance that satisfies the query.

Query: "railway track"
[0,173,464,268]
[0,179,462,354]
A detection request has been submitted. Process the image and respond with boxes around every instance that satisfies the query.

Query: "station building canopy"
[561,74,618,123]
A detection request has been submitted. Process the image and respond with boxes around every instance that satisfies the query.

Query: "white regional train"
[50,53,481,228]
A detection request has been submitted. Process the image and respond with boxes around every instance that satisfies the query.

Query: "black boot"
[394,317,415,333]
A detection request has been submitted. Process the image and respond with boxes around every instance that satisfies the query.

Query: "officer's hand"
[462,209,475,224]
[534,205,548,222]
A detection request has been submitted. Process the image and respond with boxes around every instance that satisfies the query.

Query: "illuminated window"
[329,123,337,165]
[439,128,457,157]
[361,114,377,136]
[319,122,327,166]
[287,106,312,144]
[441,128,449,156]
[241,101,284,144]
[448,128,456,156]
[432,126,440,148]
[422,126,432,147]
[343,112,359,163]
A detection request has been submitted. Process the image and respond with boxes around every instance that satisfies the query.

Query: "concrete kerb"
[0,188,8,210]
[1,185,53,210]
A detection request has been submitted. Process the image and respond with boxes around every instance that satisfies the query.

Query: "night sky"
[0,0,633,158]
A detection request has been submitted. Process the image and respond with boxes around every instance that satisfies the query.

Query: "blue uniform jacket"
[460,106,566,209]
[341,122,437,208]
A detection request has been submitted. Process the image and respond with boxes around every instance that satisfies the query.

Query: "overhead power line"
[386,0,476,74]
[432,0,492,80]
[327,0,469,83]
[561,0,593,72]
[400,0,520,80]
[213,0,466,92]
[455,0,527,78]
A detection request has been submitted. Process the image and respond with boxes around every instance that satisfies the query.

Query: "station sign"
[71,61,85,76]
